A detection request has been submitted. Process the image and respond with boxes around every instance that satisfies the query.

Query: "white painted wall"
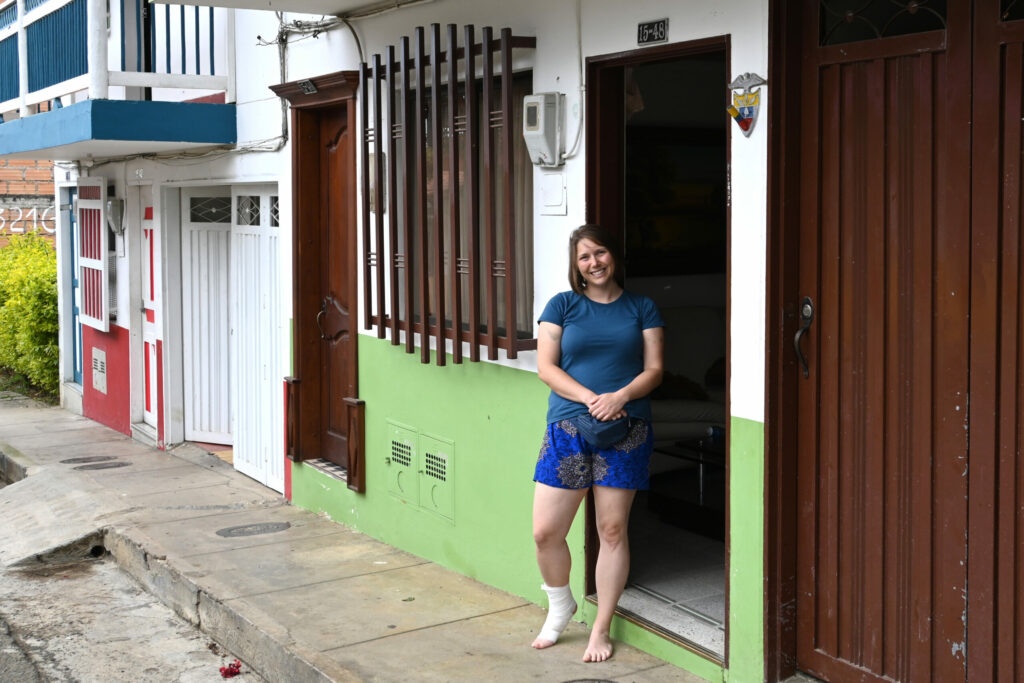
[280,0,769,422]
[57,0,770,445]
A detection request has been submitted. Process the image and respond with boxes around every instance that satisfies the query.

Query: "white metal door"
[230,188,283,491]
[181,188,232,444]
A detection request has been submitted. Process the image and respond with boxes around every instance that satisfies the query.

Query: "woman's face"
[575,237,616,288]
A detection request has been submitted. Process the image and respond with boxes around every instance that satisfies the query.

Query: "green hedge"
[0,234,58,394]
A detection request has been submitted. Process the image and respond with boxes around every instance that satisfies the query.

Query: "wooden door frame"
[764,1,801,679]
[271,71,365,492]
[584,35,731,664]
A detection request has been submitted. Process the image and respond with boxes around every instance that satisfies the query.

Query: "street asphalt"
[0,391,703,682]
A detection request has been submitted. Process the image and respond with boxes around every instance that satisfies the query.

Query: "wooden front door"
[317,106,357,466]
[794,5,972,681]
[274,72,364,492]
[967,2,1024,680]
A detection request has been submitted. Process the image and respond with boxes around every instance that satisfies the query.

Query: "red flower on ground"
[219,658,243,678]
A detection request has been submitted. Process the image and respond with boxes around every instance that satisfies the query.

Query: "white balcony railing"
[0,0,234,121]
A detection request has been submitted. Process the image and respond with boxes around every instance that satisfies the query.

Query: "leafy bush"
[0,234,58,394]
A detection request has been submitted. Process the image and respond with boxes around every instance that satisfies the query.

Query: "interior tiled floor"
[306,458,349,481]
[620,490,726,657]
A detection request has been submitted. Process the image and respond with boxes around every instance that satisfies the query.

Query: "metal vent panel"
[386,420,418,505]
[420,435,454,521]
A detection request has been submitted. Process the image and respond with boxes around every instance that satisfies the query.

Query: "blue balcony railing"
[0,3,16,31]
[131,2,219,76]
[0,35,17,102]
[0,0,232,118]
[27,0,87,92]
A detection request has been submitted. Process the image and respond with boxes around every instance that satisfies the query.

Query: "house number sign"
[637,19,668,46]
[0,206,55,234]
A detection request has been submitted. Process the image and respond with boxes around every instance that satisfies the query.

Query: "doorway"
[179,185,284,491]
[272,72,364,492]
[587,38,730,660]
[181,186,232,445]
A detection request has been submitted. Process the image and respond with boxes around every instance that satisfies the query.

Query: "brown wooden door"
[274,72,363,488]
[318,107,357,466]
[968,1,1024,680]
[795,5,972,681]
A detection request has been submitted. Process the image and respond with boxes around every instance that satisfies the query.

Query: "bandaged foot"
[531,583,577,649]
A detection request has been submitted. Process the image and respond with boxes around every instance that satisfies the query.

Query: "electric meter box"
[522,92,564,167]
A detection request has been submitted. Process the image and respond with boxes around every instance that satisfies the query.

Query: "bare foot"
[531,636,556,649]
[582,630,613,662]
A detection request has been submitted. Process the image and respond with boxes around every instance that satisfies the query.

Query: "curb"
[104,527,361,683]
[2,439,359,682]
[0,443,29,485]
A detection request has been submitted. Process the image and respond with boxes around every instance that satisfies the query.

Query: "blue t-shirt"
[538,290,664,424]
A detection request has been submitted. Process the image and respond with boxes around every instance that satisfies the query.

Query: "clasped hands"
[586,392,627,422]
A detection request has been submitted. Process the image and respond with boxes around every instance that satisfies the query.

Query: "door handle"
[316,299,328,340]
[793,296,814,378]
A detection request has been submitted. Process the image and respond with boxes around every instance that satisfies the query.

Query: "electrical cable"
[561,0,584,161]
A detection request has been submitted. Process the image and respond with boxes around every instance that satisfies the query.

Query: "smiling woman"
[531,223,664,663]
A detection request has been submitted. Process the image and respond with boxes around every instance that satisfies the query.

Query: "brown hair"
[567,224,625,294]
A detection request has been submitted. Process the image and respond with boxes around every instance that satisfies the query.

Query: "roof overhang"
[0,100,237,161]
[172,0,429,20]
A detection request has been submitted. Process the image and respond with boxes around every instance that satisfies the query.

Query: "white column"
[225,9,236,104]
[16,0,28,116]
[87,0,108,100]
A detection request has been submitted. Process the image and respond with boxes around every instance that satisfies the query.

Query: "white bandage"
[537,583,577,644]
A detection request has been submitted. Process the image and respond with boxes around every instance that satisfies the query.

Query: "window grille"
[360,24,536,365]
[236,196,260,226]
[189,196,231,223]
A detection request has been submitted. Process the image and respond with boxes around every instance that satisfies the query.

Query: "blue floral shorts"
[533,418,654,490]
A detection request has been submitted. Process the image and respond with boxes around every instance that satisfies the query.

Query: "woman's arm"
[536,321,599,406]
[587,326,665,421]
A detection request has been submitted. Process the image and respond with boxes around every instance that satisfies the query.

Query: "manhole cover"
[215,522,291,538]
[61,455,117,464]
[73,461,131,470]
[562,680,616,683]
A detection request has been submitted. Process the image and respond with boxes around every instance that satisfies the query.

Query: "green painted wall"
[290,336,581,606]
[726,415,765,682]
[291,336,766,682]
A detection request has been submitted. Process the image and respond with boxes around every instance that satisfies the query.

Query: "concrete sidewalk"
[0,392,701,682]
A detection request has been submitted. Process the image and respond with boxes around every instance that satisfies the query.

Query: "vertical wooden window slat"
[500,28,518,359]
[481,26,498,361]
[414,27,430,364]
[464,24,481,363]
[359,63,372,331]
[430,24,446,366]
[400,36,415,354]
[360,25,535,364]
[386,44,400,346]
[446,23,463,364]
[373,53,386,340]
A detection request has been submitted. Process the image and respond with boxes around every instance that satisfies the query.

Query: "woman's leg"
[532,482,587,648]
[584,484,636,662]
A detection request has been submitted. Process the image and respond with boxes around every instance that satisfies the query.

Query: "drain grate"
[61,456,117,464]
[215,522,291,538]
[73,461,131,470]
